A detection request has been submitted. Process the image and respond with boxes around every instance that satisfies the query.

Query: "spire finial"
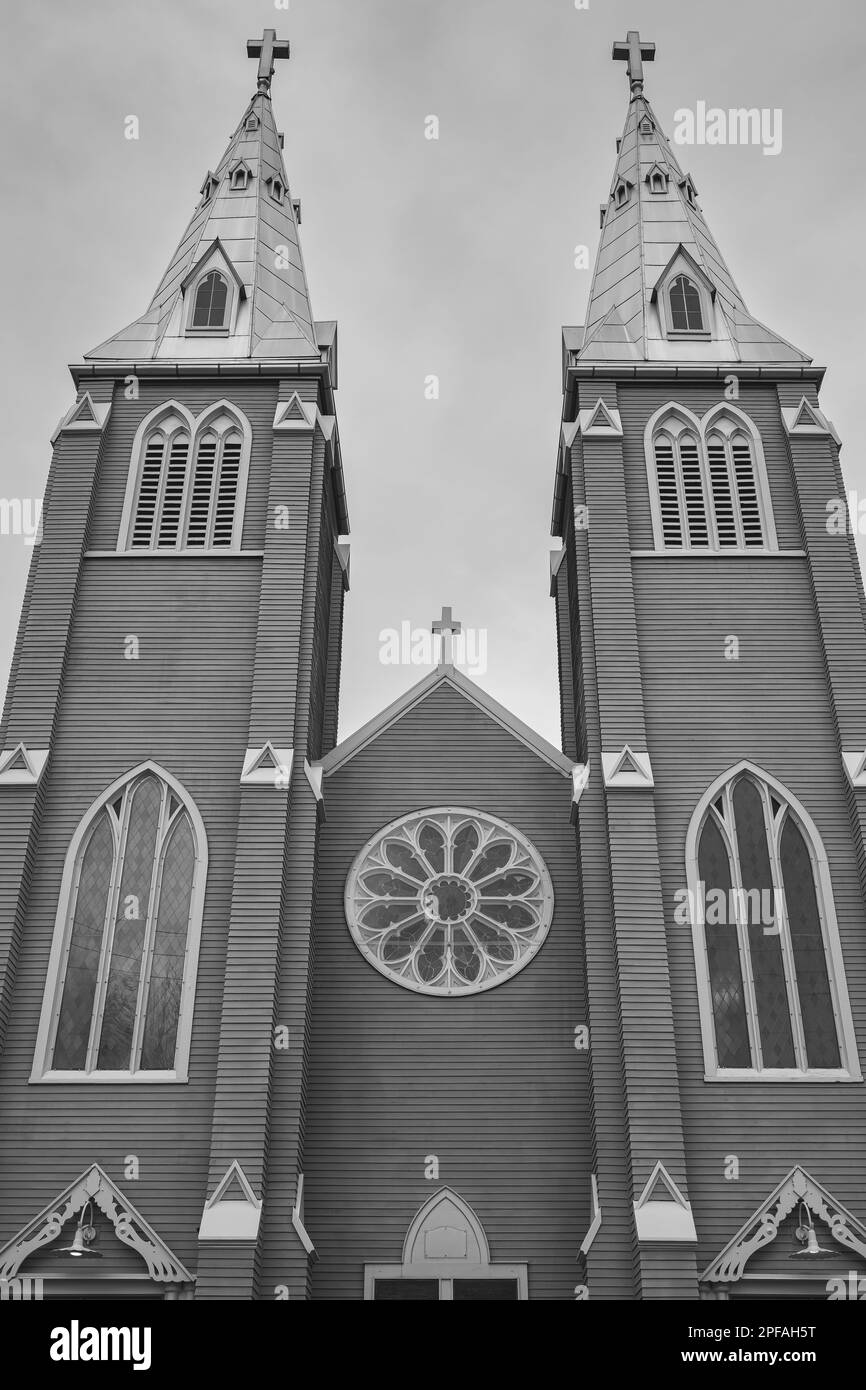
[612,30,655,99]
[246,28,291,96]
[432,606,462,666]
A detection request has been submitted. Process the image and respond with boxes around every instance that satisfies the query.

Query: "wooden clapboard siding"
[86,379,278,552]
[0,557,259,1278]
[302,684,590,1301]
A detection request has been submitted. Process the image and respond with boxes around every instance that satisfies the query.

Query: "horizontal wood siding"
[0,558,259,1279]
[632,555,866,1274]
[304,685,590,1300]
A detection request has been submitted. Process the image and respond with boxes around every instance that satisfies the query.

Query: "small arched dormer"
[645,402,776,552]
[652,247,715,342]
[120,399,251,552]
[646,163,669,195]
[31,763,208,1082]
[227,158,253,192]
[684,762,860,1081]
[181,240,245,338]
[199,171,219,204]
[265,174,285,205]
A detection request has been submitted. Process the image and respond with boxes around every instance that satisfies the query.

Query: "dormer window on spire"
[646,163,668,195]
[228,159,253,192]
[200,171,219,204]
[266,175,285,205]
[679,174,698,208]
[613,177,633,209]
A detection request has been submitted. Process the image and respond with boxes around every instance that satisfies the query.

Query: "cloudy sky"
[1,0,863,747]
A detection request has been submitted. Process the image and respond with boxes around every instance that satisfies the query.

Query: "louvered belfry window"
[694,771,847,1075]
[652,414,768,551]
[45,769,203,1077]
[129,422,244,550]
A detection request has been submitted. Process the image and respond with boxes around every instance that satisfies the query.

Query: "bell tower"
[552,34,866,1299]
[0,31,347,1299]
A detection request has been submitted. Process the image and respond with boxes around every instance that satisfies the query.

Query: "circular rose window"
[344,808,554,996]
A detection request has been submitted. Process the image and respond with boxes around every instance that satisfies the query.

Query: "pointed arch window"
[122,402,251,552]
[686,766,860,1080]
[669,275,704,332]
[646,406,776,552]
[192,271,229,330]
[32,766,208,1082]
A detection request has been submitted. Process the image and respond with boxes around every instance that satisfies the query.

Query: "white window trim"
[363,1188,528,1299]
[184,269,236,338]
[657,271,712,341]
[31,761,208,1085]
[644,402,778,553]
[118,399,251,553]
[685,760,861,1083]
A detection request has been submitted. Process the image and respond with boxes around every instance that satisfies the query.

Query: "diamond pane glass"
[140,814,195,1070]
[733,779,794,1067]
[346,809,553,995]
[97,776,162,1068]
[698,815,750,1068]
[780,817,840,1068]
[53,813,114,1070]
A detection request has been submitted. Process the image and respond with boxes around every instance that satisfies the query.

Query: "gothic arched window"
[345,809,554,996]
[32,764,207,1081]
[668,275,704,332]
[685,764,859,1079]
[122,401,251,551]
[192,270,229,330]
[646,405,776,552]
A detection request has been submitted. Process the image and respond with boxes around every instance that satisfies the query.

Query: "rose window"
[344,808,554,996]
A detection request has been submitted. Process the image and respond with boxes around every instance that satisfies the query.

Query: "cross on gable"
[612,30,655,97]
[246,29,291,95]
[432,606,462,665]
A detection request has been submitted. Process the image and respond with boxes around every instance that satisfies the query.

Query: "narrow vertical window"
[669,275,704,332]
[689,768,856,1077]
[34,766,207,1080]
[652,427,708,548]
[192,271,229,329]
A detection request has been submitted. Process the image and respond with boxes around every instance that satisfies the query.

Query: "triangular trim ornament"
[781,397,839,443]
[198,1161,262,1242]
[578,399,623,438]
[841,750,866,788]
[633,1162,697,1243]
[241,743,293,787]
[701,1166,866,1284]
[273,392,316,430]
[51,392,111,444]
[0,743,49,786]
[0,1163,193,1282]
[602,745,654,789]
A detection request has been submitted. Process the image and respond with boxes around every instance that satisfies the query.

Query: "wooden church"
[1,29,866,1301]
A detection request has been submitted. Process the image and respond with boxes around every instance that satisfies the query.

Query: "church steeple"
[578,33,808,365]
[87,29,318,361]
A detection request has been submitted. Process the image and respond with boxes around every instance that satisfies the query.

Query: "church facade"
[1,30,866,1301]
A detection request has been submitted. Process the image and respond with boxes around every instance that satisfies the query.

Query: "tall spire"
[577,35,808,365]
[87,30,319,362]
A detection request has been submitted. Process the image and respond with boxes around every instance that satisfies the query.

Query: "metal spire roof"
[87,32,319,362]
[577,32,809,365]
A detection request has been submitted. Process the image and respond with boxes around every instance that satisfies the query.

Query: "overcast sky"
[1,0,863,748]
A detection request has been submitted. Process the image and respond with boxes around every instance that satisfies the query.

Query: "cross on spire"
[432,606,462,666]
[612,30,655,98]
[246,29,291,96]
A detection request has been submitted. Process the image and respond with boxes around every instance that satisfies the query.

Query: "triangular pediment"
[701,1167,866,1284]
[180,237,245,298]
[649,244,716,304]
[320,666,576,779]
[0,1164,192,1283]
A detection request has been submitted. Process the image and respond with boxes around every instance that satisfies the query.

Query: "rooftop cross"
[611,30,655,98]
[432,606,462,666]
[246,29,291,96]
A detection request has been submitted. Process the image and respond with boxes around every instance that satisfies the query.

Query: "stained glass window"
[694,770,850,1075]
[345,809,554,996]
[42,769,203,1076]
